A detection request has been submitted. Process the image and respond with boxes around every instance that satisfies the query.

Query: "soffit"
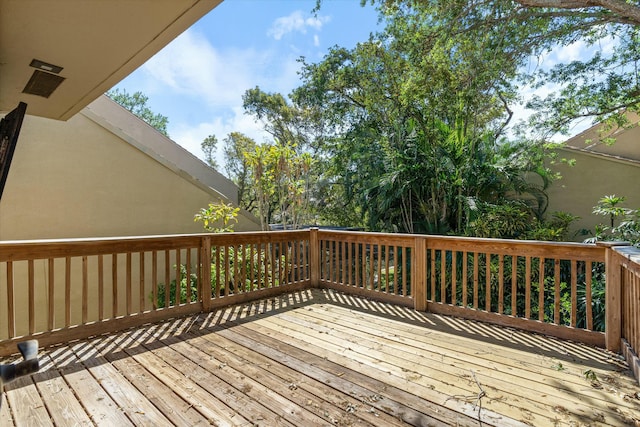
[0,0,222,120]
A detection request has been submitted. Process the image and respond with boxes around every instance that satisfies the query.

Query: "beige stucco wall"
[546,148,640,241]
[0,110,259,240]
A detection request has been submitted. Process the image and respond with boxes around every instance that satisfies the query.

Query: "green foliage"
[201,135,219,170]
[223,132,257,212]
[156,264,198,308]
[588,195,640,247]
[155,246,288,308]
[194,200,239,233]
[244,140,314,230]
[593,194,627,228]
[106,88,169,137]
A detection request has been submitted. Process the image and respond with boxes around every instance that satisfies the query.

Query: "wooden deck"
[1,289,639,426]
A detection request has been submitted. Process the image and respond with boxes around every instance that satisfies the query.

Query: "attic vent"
[22,70,65,98]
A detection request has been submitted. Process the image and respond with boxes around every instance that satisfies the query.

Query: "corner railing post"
[201,235,212,312]
[309,228,320,288]
[413,235,427,312]
[599,241,628,352]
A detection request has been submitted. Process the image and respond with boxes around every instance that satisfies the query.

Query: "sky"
[112,0,601,170]
[112,0,382,169]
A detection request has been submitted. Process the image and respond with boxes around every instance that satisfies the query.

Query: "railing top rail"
[315,229,605,261]
[0,229,312,261]
[426,235,605,261]
[315,229,417,246]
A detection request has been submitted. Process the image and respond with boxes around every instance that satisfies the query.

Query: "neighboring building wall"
[0,103,259,240]
[546,148,640,241]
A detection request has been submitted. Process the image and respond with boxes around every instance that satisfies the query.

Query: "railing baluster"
[570,260,577,327]
[538,257,545,322]
[112,254,118,318]
[126,252,132,315]
[462,251,467,307]
[249,243,255,291]
[66,256,72,327]
[82,256,88,324]
[152,251,158,310]
[552,258,560,324]
[28,259,35,335]
[440,250,446,303]
[175,249,181,304]
[586,260,593,330]
[430,249,436,301]
[485,253,492,312]
[498,254,504,314]
[473,253,479,309]
[215,245,221,296]
[140,251,146,312]
[402,247,407,297]
[383,245,389,294]
[6,261,14,338]
[98,255,104,320]
[511,256,517,317]
[164,250,170,308]
[48,258,55,330]
[451,251,457,305]
[525,256,531,318]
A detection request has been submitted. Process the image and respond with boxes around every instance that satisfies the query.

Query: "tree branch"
[515,0,640,26]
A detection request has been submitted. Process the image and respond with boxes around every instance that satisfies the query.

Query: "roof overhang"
[0,0,222,120]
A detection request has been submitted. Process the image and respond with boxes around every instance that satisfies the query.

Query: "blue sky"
[112,0,381,167]
[112,0,603,168]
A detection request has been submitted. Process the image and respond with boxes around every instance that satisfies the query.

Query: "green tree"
[243,87,315,149]
[106,88,169,137]
[223,132,257,211]
[293,20,552,233]
[201,135,219,170]
[244,141,315,230]
[372,0,640,139]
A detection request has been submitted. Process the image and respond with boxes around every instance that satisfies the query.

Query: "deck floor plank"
[182,326,408,427]
[172,332,375,426]
[1,289,639,426]
[52,344,134,426]
[144,331,326,426]
[264,309,553,423]
[4,375,52,427]
[0,399,13,426]
[279,305,634,424]
[232,313,529,426]
[68,340,174,426]
[91,336,214,426]
[220,323,501,426]
[32,352,94,426]
[112,329,254,426]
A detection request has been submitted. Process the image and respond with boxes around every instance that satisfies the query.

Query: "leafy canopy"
[106,88,170,137]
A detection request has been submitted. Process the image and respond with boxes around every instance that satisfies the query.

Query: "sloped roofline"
[81,95,239,204]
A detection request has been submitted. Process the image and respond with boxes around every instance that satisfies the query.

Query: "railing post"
[309,228,320,287]
[599,241,628,352]
[413,235,427,312]
[201,235,212,312]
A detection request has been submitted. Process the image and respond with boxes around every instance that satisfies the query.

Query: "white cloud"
[170,106,271,171]
[267,11,330,40]
[313,34,320,47]
[142,30,266,108]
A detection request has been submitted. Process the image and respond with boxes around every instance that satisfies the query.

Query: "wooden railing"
[0,228,625,358]
[319,231,606,347]
[0,231,310,356]
[605,243,640,381]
